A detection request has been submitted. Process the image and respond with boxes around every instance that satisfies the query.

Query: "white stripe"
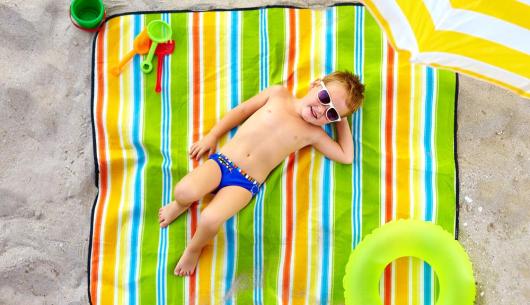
[371,0,418,52]
[113,16,126,304]
[409,66,416,219]
[379,38,387,226]
[412,51,530,91]
[423,0,530,55]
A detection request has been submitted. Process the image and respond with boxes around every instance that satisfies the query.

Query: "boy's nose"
[315,104,327,115]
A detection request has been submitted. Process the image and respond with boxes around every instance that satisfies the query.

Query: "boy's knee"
[173,181,198,205]
[198,211,222,233]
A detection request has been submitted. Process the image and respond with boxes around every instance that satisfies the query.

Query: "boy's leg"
[159,159,222,227]
[174,186,252,276]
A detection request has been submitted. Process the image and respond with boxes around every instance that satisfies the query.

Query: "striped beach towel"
[89,4,458,305]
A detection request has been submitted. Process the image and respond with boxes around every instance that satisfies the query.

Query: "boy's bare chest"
[239,101,310,147]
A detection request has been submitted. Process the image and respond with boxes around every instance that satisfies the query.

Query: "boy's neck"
[290,95,306,118]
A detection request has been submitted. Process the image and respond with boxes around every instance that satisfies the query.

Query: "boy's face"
[300,81,349,126]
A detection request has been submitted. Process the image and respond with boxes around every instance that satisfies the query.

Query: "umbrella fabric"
[88,4,457,305]
[362,0,530,99]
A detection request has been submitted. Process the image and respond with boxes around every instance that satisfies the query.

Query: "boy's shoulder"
[265,85,292,101]
[266,85,288,95]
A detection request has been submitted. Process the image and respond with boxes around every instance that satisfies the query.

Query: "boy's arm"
[208,85,280,139]
[310,120,354,164]
[189,85,280,160]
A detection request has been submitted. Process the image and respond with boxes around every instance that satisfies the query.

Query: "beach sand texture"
[0,0,528,304]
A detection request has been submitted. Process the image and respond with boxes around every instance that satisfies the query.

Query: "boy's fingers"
[196,148,206,160]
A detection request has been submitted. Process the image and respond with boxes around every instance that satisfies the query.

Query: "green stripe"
[167,11,189,304]
[139,13,164,305]
[262,7,285,305]
[331,6,355,305]
[434,70,457,234]
[361,11,383,238]
[235,9,261,305]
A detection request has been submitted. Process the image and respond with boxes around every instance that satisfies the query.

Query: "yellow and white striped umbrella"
[361,0,530,99]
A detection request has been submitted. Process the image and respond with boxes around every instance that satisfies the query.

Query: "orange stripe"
[286,9,296,90]
[90,23,107,305]
[281,9,297,304]
[384,42,395,305]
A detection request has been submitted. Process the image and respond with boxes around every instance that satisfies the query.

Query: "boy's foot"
[174,248,201,276]
[159,201,188,227]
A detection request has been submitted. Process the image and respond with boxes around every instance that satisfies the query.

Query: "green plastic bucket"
[70,0,105,30]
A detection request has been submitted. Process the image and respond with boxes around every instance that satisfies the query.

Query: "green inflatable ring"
[343,219,475,305]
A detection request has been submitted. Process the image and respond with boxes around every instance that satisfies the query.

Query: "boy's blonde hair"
[322,71,364,116]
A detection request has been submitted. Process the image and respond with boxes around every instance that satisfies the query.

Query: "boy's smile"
[298,81,349,126]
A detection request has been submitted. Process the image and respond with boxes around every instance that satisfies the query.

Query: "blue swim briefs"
[208,153,261,196]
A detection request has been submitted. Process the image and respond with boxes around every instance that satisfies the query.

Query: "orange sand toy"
[111,28,151,76]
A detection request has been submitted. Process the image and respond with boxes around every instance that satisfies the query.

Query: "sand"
[0,0,528,304]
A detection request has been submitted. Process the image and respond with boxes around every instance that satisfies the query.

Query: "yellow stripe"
[116,15,134,305]
[394,51,412,305]
[411,64,424,305]
[197,11,217,305]
[291,9,313,305]
[212,11,227,303]
[451,0,530,30]
[395,52,412,219]
[101,17,122,304]
[308,9,323,300]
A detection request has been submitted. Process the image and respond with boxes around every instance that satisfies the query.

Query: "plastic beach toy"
[70,0,105,30]
[343,219,475,305]
[155,41,175,93]
[141,20,172,73]
[112,28,151,76]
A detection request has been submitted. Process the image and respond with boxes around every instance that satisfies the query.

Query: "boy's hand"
[189,134,217,160]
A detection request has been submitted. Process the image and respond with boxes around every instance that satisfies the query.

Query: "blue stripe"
[351,6,364,248]
[424,67,434,222]
[423,66,435,305]
[253,187,265,304]
[320,7,334,303]
[129,14,145,305]
[253,8,268,305]
[229,11,240,138]
[224,11,240,305]
[156,13,172,305]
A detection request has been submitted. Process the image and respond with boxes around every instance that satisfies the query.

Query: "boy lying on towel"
[159,71,364,276]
